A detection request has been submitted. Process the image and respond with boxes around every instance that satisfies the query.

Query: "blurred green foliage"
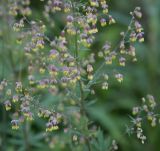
[0,0,160,151]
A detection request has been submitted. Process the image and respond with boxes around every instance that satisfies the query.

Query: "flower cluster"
[8,0,31,16]
[11,1,144,96]
[128,95,159,144]
[0,79,62,131]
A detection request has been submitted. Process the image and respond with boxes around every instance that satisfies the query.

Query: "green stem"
[1,106,7,151]
[71,0,86,115]
[79,80,85,115]
[23,121,30,151]
[71,1,91,150]
[86,137,91,151]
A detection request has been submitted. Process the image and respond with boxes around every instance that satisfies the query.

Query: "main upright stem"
[71,1,91,150]
[71,0,85,115]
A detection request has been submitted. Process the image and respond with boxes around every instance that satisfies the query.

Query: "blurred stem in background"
[23,121,30,151]
[143,0,160,150]
[144,0,159,96]
[1,107,7,151]
[1,0,8,150]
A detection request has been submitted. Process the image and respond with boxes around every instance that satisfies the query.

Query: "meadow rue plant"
[0,0,151,150]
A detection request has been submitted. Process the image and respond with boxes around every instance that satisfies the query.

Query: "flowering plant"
[0,0,149,150]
